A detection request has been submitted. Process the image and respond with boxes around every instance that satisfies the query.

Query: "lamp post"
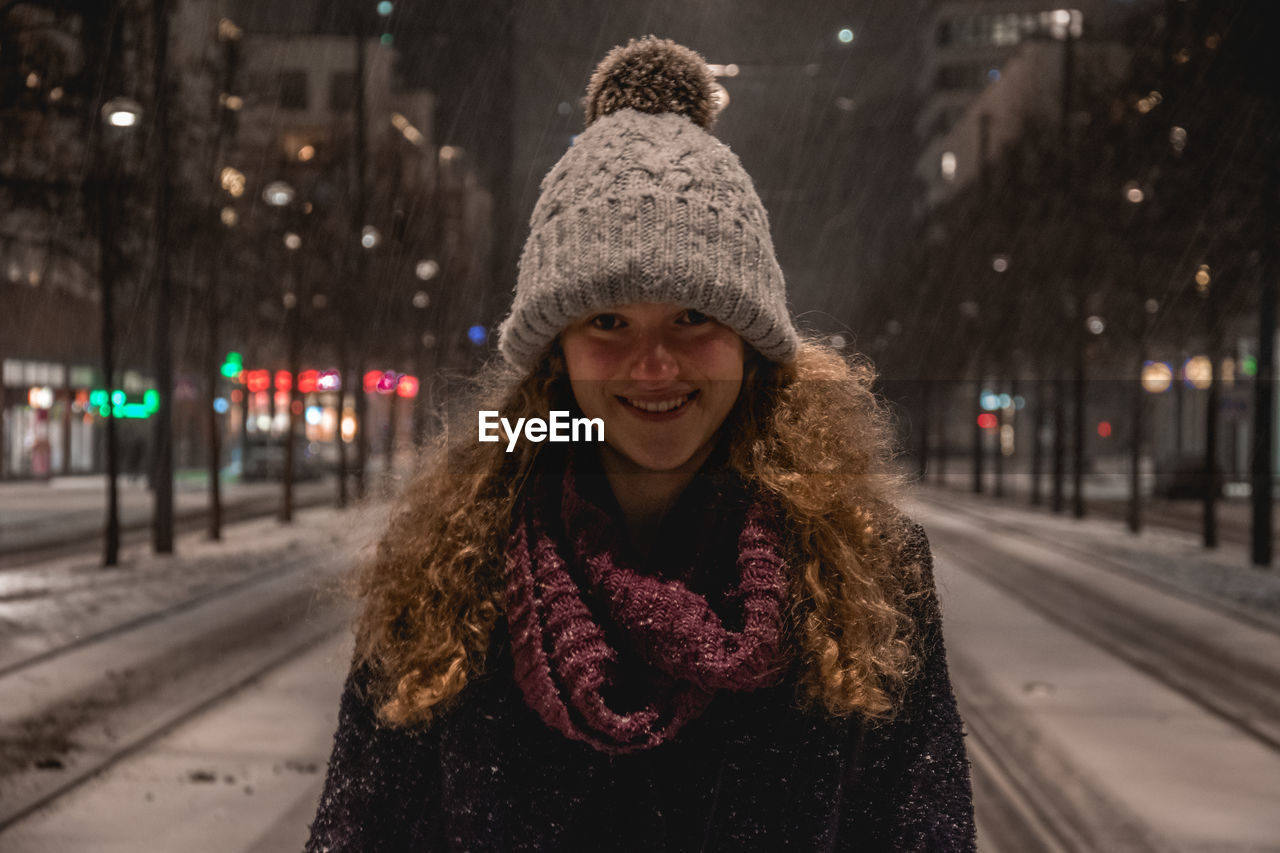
[151,0,175,556]
[264,180,301,523]
[95,89,142,568]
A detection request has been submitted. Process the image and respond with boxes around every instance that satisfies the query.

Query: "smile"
[619,391,697,414]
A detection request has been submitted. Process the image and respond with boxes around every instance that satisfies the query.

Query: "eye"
[678,309,711,326]
[588,313,625,331]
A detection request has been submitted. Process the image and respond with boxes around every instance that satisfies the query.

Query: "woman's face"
[560,302,745,473]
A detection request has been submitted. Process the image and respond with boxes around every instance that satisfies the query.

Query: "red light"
[291,400,304,415]
[363,370,382,394]
[230,389,243,403]
[274,370,292,392]
[298,369,318,394]
[274,390,290,409]
[376,370,398,394]
[977,413,998,430]
[253,391,269,409]
[246,370,270,393]
[396,374,419,398]
[1097,421,1112,438]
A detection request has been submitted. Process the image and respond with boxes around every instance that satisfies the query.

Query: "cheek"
[689,332,745,382]
[562,336,621,383]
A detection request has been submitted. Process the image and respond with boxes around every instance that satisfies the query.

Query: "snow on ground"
[907,483,1280,631]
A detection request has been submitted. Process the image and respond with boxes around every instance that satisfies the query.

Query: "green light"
[377,1,393,15]
[89,388,158,419]
[380,32,393,46]
[1243,356,1258,377]
[220,351,243,379]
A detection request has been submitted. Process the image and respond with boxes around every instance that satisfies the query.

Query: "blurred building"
[0,1,156,479]
[915,0,1131,210]
[920,37,1130,208]
[1,1,492,479]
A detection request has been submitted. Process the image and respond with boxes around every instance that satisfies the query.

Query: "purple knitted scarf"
[504,460,789,753]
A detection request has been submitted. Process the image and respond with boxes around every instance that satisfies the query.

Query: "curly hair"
[350,338,925,727]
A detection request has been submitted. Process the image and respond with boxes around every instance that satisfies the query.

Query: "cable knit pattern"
[504,462,788,753]
[498,107,799,368]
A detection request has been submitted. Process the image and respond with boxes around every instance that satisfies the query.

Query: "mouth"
[617,390,698,418]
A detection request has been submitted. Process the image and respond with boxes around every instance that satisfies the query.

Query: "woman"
[307,37,975,852]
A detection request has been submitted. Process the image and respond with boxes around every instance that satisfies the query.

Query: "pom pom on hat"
[585,36,717,130]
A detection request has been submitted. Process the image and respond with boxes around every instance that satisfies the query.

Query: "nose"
[629,334,679,383]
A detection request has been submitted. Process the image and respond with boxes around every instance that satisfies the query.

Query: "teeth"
[624,394,691,413]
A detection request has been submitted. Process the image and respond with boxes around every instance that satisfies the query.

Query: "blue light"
[1013,395,1026,411]
[467,325,488,346]
[987,68,1001,82]
[837,28,854,44]
[213,397,230,414]
[377,1,393,15]
[305,406,323,425]
[998,393,1012,409]
[980,391,1000,411]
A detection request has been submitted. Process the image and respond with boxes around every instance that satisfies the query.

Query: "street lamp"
[263,180,296,207]
[95,90,145,567]
[101,97,142,128]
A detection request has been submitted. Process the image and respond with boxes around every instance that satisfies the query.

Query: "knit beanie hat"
[498,36,800,370]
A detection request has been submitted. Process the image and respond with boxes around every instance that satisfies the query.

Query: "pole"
[972,362,985,494]
[335,336,349,508]
[150,0,174,554]
[205,274,222,540]
[282,268,300,523]
[95,3,125,568]
[99,178,121,568]
[1031,375,1045,505]
[1128,313,1148,533]
[1072,302,1087,519]
[1203,293,1220,547]
[351,15,370,501]
[1252,143,1278,566]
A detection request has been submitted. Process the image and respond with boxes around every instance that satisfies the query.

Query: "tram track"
[917,495,1280,756]
[0,551,318,680]
[0,552,352,833]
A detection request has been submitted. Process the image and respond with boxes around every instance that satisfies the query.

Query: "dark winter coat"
[304,520,975,852]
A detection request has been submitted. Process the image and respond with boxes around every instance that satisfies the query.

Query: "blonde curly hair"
[350,338,925,727]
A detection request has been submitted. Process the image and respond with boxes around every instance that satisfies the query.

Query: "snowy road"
[1,488,1278,851]
[911,492,1280,853]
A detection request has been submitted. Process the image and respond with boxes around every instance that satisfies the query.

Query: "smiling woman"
[308,36,975,853]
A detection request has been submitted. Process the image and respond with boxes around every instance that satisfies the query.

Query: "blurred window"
[329,71,356,112]
[280,69,308,110]
[934,63,987,91]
